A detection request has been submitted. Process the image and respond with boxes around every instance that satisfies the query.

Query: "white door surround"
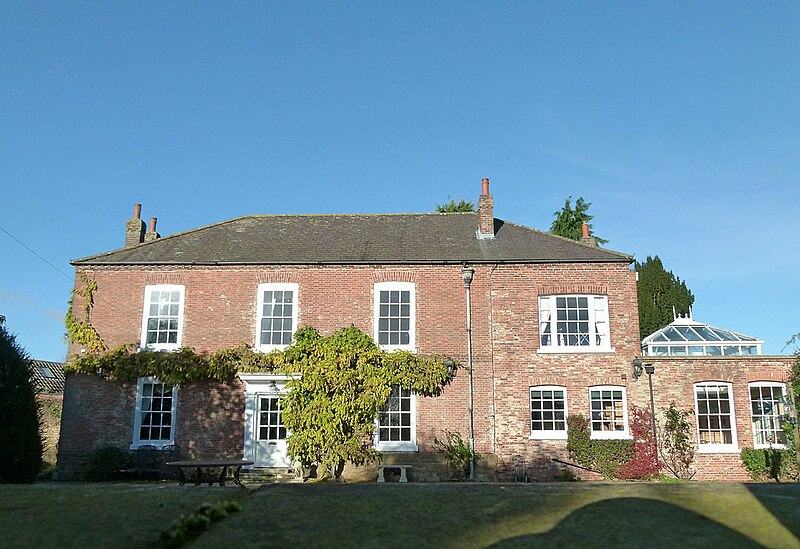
[240,373,296,468]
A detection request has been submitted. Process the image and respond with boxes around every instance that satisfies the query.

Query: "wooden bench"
[377,464,412,483]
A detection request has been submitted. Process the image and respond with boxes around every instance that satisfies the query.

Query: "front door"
[254,392,291,468]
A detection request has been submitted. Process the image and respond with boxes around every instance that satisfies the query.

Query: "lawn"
[1,482,798,548]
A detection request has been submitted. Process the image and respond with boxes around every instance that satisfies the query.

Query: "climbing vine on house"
[64,321,454,480]
[277,326,452,480]
[64,272,106,354]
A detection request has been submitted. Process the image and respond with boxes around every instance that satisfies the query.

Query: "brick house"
[55,180,794,481]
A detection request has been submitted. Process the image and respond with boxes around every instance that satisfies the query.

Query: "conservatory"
[641,310,763,357]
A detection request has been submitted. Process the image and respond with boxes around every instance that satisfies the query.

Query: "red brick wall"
[57,263,794,481]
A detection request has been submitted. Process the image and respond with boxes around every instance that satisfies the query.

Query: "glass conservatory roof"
[641,310,763,357]
[645,323,760,344]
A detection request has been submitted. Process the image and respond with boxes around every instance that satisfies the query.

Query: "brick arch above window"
[528,376,570,388]
[373,271,416,283]
[255,271,300,284]
[144,273,185,285]
[537,284,608,296]
[691,375,735,384]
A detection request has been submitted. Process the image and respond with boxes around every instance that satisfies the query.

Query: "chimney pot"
[579,221,598,247]
[477,178,495,239]
[125,203,146,247]
[144,215,161,243]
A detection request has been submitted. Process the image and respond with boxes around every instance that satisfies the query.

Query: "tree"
[635,256,695,339]
[277,326,451,480]
[435,197,475,213]
[549,196,608,244]
[0,321,43,483]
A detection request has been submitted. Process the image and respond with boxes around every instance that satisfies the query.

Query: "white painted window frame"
[140,284,185,351]
[375,386,418,452]
[694,381,739,453]
[373,281,416,352]
[748,381,787,449]
[538,295,613,353]
[529,385,569,440]
[588,385,630,440]
[255,282,299,352]
[131,376,178,449]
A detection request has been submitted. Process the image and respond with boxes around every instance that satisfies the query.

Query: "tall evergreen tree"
[549,196,608,244]
[635,256,695,340]
[0,321,43,483]
[435,197,476,213]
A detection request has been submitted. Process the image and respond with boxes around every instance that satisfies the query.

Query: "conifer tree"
[549,196,608,244]
[435,197,476,212]
[0,320,43,483]
[635,256,695,339]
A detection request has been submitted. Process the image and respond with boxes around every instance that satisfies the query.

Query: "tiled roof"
[29,360,65,394]
[73,214,632,265]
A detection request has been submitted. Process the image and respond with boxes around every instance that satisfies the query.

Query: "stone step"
[240,468,302,484]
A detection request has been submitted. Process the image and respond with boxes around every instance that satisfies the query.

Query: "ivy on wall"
[64,272,106,354]
[63,279,455,479]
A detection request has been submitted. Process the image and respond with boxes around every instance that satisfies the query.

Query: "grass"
[0,482,246,549]
[1,481,799,548]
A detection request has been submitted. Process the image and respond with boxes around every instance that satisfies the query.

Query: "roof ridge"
[499,219,633,260]
[71,215,252,264]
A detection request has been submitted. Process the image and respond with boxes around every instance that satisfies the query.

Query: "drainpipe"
[461,266,476,481]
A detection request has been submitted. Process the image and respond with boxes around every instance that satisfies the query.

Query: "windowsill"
[256,345,289,353]
[697,444,740,454]
[538,347,615,355]
[130,441,174,450]
[590,432,631,441]
[380,347,416,353]
[529,433,567,441]
[753,444,788,450]
[140,345,180,353]
[376,443,418,452]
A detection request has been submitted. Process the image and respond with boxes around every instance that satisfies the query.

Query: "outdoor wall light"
[444,359,456,379]
[632,357,643,380]
[644,363,655,375]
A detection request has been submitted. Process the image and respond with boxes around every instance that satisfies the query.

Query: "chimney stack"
[125,203,146,247]
[580,221,598,247]
[477,178,495,239]
[144,216,160,242]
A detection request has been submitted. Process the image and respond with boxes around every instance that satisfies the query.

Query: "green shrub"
[433,429,481,481]
[659,402,696,480]
[161,500,242,548]
[566,414,634,479]
[80,446,128,481]
[0,321,43,483]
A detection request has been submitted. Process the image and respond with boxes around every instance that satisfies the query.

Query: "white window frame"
[748,382,787,449]
[588,385,630,439]
[375,386,417,452]
[131,376,178,449]
[694,382,739,453]
[140,284,185,351]
[538,295,612,353]
[529,385,568,440]
[255,283,299,352]
[373,282,416,352]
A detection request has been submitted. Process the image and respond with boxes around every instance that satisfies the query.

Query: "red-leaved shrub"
[619,405,661,480]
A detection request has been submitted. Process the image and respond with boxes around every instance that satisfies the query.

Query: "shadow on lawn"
[489,497,759,548]
[744,483,800,540]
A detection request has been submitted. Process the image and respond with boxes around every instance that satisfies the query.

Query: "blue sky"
[2,1,799,360]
